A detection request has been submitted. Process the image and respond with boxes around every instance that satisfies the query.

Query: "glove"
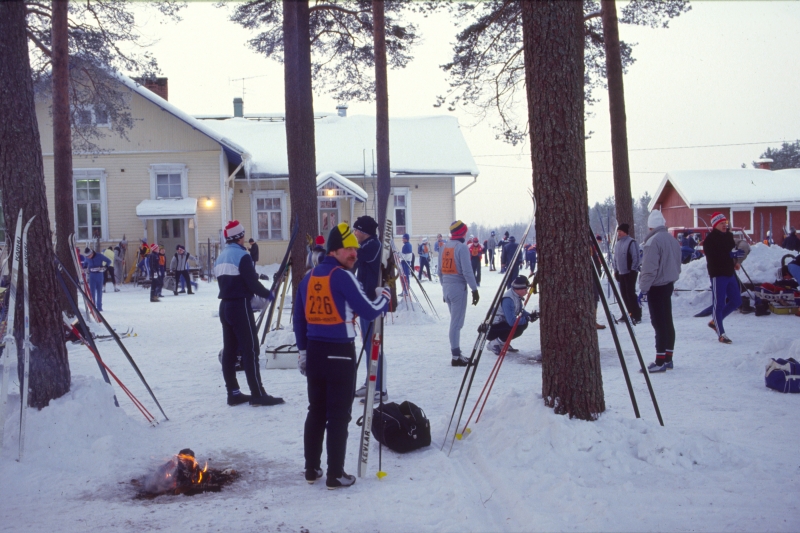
[471,289,480,306]
[378,286,391,301]
[730,250,746,259]
[297,350,307,376]
[528,310,540,323]
[637,291,647,307]
[477,322,488,334]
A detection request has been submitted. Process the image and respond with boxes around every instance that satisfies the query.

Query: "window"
[319,199,338,235]
[149,164,188,200]
[252,192,287,241]
[73,105,110,128]
[156,173,182,199]
[73,169,107,241]
[392,188,411,236]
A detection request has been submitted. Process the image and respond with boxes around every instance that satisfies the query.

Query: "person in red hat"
[147,243,162,302]
[215,220,282,407]
[703,212,741,344]
[439,220,479,366]
[468,236,483,287]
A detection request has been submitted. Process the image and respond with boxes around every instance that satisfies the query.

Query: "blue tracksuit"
[83,252,111,311]
[215,242,274,397]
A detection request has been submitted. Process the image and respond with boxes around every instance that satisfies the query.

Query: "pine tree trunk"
[283,0,318,291]
[521,0,605,420]
[0,0,71,408]
[52,0,78,310]
[601,0,634,239]
[373,1,391,235]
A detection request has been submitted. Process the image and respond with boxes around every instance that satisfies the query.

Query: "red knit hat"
[315,235,325,246]
[224,220,245,242]
[710,212,727,228]
[449,220,468,239]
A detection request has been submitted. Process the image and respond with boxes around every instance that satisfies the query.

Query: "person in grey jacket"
[486,231,498,271]
[170,244,195,295]
[438,220,479,366]
[638,210,682,373]
[613,223,642,324]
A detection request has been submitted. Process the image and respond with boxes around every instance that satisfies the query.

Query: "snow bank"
[740,243,791,283]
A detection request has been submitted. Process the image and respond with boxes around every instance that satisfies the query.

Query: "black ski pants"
[419,256,432,281]
[471,255,482,285]
[304,339,356,479]
[647,282,675,358]
[174,270,193,294]
[219,298,266,397]
[617,271,641,320]
[487,320,528,342]
[488,249,495,270]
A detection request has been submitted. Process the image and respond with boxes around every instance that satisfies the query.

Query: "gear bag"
[765,358,800,393]
[370,401,431,453]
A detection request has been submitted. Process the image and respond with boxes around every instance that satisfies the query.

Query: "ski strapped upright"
[17,216,35,461]
[358,218,393,479]
[258,215,299,344]
[443,195,536,454]
[589,230,663,426]
[0,210,24,451]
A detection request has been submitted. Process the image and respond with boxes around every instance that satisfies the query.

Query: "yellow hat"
[327,222,360,252]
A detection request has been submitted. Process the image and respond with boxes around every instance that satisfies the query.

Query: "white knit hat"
[647,210,666,229]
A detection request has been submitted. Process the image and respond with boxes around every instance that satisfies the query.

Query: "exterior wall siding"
[753,206,788,245]
[655,183,693,228]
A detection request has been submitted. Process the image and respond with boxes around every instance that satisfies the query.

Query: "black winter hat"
[353,215,378,236]
[84,247,93,255]
[326,223,360,253]
[511,275,529,290]
[617,223,630,234]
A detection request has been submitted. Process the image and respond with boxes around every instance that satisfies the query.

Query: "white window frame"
[391,187,411,236]
[251,190,287,241]
[73,168,109,242]
[731,208,753,232]
[73,105,111,128]
[149,164,188,200]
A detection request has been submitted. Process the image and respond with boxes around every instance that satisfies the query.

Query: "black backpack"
[370,401,431,453]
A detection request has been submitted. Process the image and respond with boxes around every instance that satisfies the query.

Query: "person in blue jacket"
[525,243,537,275]
[486,276,539,355]
[294,223,390,490]
[215,220,280,407]
[82,248,111,312]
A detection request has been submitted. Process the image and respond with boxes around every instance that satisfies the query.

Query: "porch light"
[204,196,213,207]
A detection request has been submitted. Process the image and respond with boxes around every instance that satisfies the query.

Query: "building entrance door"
[158,218,185,256]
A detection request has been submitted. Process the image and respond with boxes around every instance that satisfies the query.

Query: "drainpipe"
[222,160,245,223]
[455,175,478,196]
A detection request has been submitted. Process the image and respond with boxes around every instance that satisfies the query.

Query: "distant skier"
[468,236,483,287]
[438,220,479,367]
[486,231,498,271]
[418,237,432,281]
[501,235,523,288]
[294,223,390,489]
[703,213,742,344]
[486,276,539,355]
[400,233,413,296]
[82,247,111,312]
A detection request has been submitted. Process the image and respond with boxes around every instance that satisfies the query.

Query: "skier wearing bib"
[82,248,111,312]
[294,223,390,490]
[215,220,281,407]
[438,220,479,366]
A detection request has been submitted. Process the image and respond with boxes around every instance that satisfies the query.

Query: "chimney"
[755,158,773,170]
[336,104,348,117]
[233,97,244,118]
[137,77,168,101]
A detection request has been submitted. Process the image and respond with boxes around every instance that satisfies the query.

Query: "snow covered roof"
[650,168,800,210]
[316,171,368,202]
[136,198,198,219]
[198,114,479,178]
[114,73,249,168]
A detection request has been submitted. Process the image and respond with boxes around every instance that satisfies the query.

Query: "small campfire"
[133,448,239,498]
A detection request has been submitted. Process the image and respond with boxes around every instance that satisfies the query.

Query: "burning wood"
[134,448,239,498]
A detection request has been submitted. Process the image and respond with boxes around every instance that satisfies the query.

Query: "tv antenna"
[229,74,271,99]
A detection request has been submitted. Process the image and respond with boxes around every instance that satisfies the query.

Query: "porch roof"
[136,198,198,219]
[316,171,368,202]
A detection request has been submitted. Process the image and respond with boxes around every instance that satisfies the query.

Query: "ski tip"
[455,433,463,440]
[376,471,387,480]
[465,428,472,436]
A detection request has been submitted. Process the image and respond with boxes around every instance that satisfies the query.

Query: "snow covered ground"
[1,246,799,533]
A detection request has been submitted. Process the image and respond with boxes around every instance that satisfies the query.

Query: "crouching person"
[294,223,390,490]
[486,276,539,355]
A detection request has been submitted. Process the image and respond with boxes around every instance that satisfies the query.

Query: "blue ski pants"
[304,339,356,478]
[88,273,104,311]
[711,275,742,336]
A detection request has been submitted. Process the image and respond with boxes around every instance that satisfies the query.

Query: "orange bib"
[305,269,344,325]
[441,248,458,275]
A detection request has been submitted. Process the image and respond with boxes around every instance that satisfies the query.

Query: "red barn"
[649,168,800,245]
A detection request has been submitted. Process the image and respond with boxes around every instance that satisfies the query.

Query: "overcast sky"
[133,1,800,226]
